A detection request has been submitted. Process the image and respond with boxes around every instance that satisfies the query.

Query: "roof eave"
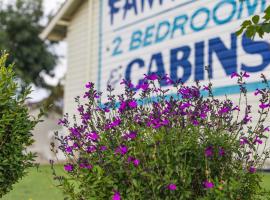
[40,0,84,41]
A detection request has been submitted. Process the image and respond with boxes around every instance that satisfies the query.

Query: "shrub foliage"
[54,71,270,200]
[0,54,40,197]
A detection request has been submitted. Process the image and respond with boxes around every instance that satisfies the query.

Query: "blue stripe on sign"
[113,0,196,32]
[99,80,270,108]
[97,0,104,92]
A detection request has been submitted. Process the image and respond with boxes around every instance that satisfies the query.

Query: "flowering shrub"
[0,54,41,197]
[54,71,270,199]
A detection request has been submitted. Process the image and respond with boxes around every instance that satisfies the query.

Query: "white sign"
[99,0,270,96]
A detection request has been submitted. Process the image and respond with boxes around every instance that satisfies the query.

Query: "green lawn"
[2,166,270,200]
[2,165,65,200]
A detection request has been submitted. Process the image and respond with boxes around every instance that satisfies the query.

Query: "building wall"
[65,0,90,116]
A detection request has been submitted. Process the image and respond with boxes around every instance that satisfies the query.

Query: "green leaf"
[252,15,260,24]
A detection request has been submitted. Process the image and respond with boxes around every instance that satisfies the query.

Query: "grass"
[2,165,65,200]
[2,166,270,200]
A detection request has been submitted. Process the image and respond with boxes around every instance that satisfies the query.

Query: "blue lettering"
[130,30,143,51]
[144,24,155,47]
[208,34,237,78]
[241,35,270,72]
[171,14,188,38]
[213,0,236,25]
[195,41,205,81]
[125,58,145,81]
[109,0,120,25]
[190,8,210,32]
[124,0,138,20]
[155,21,170,43]
[237,0,259,19]
[141,0,154,11]
[148,53,166,85]
[170,46,191,83]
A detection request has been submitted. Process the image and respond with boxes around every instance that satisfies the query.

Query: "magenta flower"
[243,115,252,124]
[203,181,214,189]
[203,85,210,91]
[200,113,207,119]
[100,146,107,151]
[205,146,213,157]
[87,145,96,153]
[65,146,73,154]
[243,72,250,78]
[136,82,149,91]
[232,106,240,111]
[240,137,249,145]
[253,136,263,144]
[254,89,262,96]
[115,145,128,155]
[123,131,137,140]
[231,72,239,78]
[144,73,158,80]
[167,183,177,190]
[128,100,137,108]
[218,107,230,115]
[85,82,94,89]
[119,102,126,112]
[133,159,140,167]
[79,163,93,169]
[218,147,225,156]
[64,164,73,172]
[249,166,256,173]
[87,132,99,141]
[264,126,270,132]
[259,103,269,109]
[112,191,121,200]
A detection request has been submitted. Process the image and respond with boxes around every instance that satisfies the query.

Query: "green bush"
[0,54,41,197]
[54,72,270,200]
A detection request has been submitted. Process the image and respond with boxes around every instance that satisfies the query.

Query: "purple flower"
[115,145,128,155]
[218,107,230,115]
[203,85,210,91]
[200,113,207,119]
[128,100,137,108]
[249,166,256,173]
[65,146,73,154]
[119,102,127,112]
[136,82,149,91]
[112,191,121,200]
[87,145,96,153]
[144,73,158,80]
[69,127,81,138]
[205,146,213,157]
[243,72,250,78]
[123,131,137,140]
[64,164,73,172]
[133,159,140,167]
[85,82,94,88]
[58,118,67,125]
[192,120,199,126]
[203,181,214,189]
[100,146,107,151]
[259,103,270,109]
[82,113,90,121]
[79,163,93,169]
[167,183,177,190]
[243,115,252,124]
[254,89,262,96]
[240,137,249,145]
[231,72,239,78]
[87,132,99,141]
[218,147,225,156]
[78,105,84,113]
[253,136,263,144]
[264,126,270,132]
[232,106,240,111]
